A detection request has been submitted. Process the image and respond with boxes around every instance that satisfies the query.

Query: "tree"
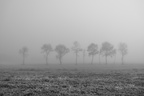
[72,41,82,65]
[55,44,69,64]
[19,47,28,65]
[41,44,53,65]
[119,42,128,65]
[101,42,114,64]
[87,43,99,64]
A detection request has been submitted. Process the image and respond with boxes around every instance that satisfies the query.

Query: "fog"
[0,0,144,65]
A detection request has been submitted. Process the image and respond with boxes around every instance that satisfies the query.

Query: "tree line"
[19,41,128,65]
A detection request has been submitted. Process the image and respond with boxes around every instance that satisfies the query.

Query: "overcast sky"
[0,0,144,65]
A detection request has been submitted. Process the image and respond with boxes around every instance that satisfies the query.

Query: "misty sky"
[0,0,144,64]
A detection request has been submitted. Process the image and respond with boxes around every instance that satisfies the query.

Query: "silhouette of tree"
[119,42,128,65]
[41,44,53,65]
[19,47,28,65]
[101,42,114,64]
[87,43,99,64]
[55,44,69,64]
[72,41,82,65]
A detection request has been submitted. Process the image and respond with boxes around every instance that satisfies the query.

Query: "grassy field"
[0,64,144,96]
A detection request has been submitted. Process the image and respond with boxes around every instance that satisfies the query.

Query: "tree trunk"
[23,56,25,65]
[122,55,124,65]
[105,56,107,64]
[76,53,78,65]
[59,58,62,65]
[91,55,94,64]
[83,50,85,64]
[83,55,85,64]
[99,54,101,64]
[114,55,116,64]
[22,53,25,65]
[46,55,49,65]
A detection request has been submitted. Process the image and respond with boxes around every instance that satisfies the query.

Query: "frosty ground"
[0,64,144,96]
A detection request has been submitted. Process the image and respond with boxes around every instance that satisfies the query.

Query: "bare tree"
[41,44,53,65]
[87,43,99,64]
[119,42,128,65]
[72,41,82,65]
[55,44,69,64]
[101,42,114,64]
[19,47,28,65]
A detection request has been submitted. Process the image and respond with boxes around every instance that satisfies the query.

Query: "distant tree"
[41,44,53,65]
[119,43,128,65]
[19,47,28,65]
[82,49,86,64]
[55,44,69,64]
[72,41,82,65]
[101,42,114,64]
[87,43,99,64]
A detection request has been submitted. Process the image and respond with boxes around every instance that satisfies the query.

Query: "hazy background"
[0,0,144,65]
